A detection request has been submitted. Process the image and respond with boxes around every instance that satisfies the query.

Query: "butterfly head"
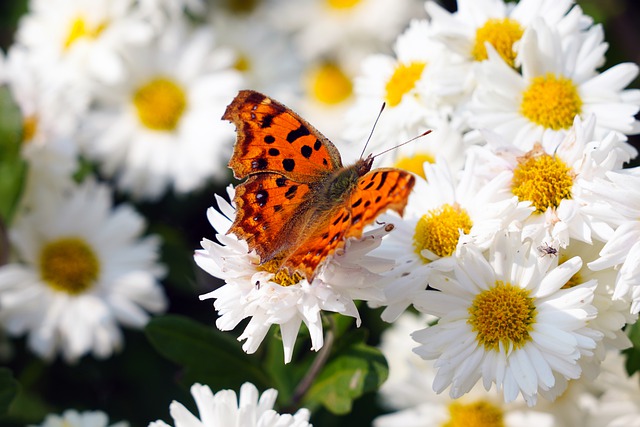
[356,154,375,177]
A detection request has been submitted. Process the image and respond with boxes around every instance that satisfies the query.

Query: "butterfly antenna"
[360,102,386,159]
[371,130,432,159]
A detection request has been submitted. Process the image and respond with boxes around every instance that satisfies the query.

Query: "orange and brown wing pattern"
[230,173,313,263]
[282,168,416,281]
[223,90,343,182]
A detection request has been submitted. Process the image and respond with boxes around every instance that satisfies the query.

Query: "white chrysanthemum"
[370,158,532,322]
[16,0,152,85]
[81,22,242,200]
[0,180,167,362]
[586,168,640,313]
[210,13,302,103]
[3,45,84,209]
[149,382,312,427]
[425,0,590,68]
[412,231,599,406]
[344,19,469,159]
[31,409,128,427]
[271,0,420,61]
[584,351,640,427]
[551,239,635,381]
[375,312,561,427]
[468,18,640,149]
[195,187,393,363]
[472,115,636,248]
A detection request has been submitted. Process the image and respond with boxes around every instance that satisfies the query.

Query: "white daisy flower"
[149,382,312,427]
[472,115,636,248]
[81,22,242,200]
[375,312,562,427]
[552,239,635,380]
[31,409,128,427]
[271,0,420,61]
[3,45,84,210]
[411,231,599,406]
[209,12,302,103]
[344,19,469,159]
[195,187,392,364]
[16,0,153,85]
[586,168,640,313]
[584,351,640,427]
[0,180,167,362]
[468,18,640,149]
[425,0,590,69]
[370,158,532,322]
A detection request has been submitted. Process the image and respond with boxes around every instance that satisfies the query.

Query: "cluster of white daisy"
[195,0,640,421]
[1,0,640,426]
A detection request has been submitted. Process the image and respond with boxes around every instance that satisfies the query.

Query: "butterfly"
[223,90,416,282]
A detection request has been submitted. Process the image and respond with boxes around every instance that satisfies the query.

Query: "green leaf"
[624,321,640,375]
[0,87,26,225]
[145,315,271,390]
[302,342,388,415]
[0,368,19,415]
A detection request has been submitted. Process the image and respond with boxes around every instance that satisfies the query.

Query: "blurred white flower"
[0,180,167,362]
[412,231,599,406]
[31,409,128,427]
[149,382,312,427]
[585,351,640,427]
[468,19,640,148]
[16,0,153,85]
[370,158,532,322]
[271,0,421,61]
[587,168,640,313]
[195,187,393,363]
[81,23,242,200]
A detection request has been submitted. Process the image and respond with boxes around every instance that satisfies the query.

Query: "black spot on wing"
[284,185,298,200]
[314,139,322,151]
[268,148,280,156]
[301,145,312,158]
[255,190,268,207]
[252,158,268,170]
[282,159,295,172]
[264,135,275,144]
[287,125,310,143]
[375,171,388,191]
[261,114,274,128]
[276,177,287,187]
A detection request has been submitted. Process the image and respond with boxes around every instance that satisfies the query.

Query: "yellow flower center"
[472,18,524,67]
[64,16,107,50]
[326,0,361,9]
[511,146,574,213]
[307,62,353,105]
[520,73,582,130]
[260,260,304,287]
[394,153,435,179]
[133,76,187,131]
[384,61,426,107]
[468,281,536,351]
[22,115,38,142]
[233,52,251,72]
[39,237,100,295]
[442,401,505,427]
[413,203,472,261]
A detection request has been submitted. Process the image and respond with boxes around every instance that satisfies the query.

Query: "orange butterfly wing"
[282,168,415,280]
[223,90,342,181]
[222,90,416,281]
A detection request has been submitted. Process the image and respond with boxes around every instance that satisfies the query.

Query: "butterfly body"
[223,90,415,281]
